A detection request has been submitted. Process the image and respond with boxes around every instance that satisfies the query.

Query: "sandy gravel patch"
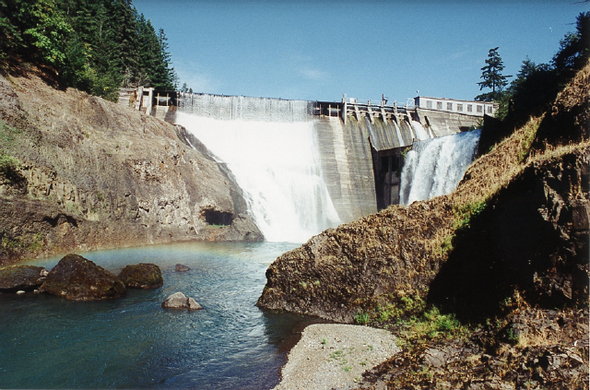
[273,323,400,390]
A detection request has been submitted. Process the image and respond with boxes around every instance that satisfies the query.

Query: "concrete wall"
[165,93,486,223]
[314,117,378,222]
[414,108,483,136]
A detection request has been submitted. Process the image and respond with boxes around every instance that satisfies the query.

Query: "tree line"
[0,0,176,101]
[476,11,589,127]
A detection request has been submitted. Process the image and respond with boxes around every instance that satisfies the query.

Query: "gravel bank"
[273,323,399,390]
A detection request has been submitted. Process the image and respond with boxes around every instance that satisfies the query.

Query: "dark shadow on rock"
[428,151,589,321]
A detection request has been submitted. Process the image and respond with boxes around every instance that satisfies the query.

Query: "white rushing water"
[411,120,431,140]
[400,129,482,205]
[176,112,341,243]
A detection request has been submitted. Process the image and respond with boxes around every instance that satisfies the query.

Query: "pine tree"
[106,0,140,87]
[476,47,510,102]
[0,0,176,100]
[553,12,590,76]
[155,28,175,90]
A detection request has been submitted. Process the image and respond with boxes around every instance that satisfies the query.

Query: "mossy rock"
[39,254,126,301]
[118,263,163,289]
[0,265,47,292]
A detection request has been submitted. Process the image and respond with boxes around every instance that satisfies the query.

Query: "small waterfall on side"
[400,129,482,205]
[176,111,341,243]
[411,120,431,140]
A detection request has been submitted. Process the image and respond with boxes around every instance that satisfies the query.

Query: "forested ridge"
[0,0,176,101]
[476,12,589,128]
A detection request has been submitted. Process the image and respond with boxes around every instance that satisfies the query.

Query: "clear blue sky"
[133,0,588,103]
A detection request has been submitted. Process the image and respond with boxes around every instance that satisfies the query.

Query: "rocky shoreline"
[0,253,200,310]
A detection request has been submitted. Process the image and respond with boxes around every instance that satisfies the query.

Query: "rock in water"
[39,254,126,301]
[162,292,203,310]
[0,265,47,292]
[175,264,190,272]
[118,263,163,289]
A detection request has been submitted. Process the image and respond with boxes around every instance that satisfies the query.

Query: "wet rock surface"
[175,263,190,272]
[39,254,126,300]
[118,263,163,289]
[0,265,47,292]
[162,292,202,310]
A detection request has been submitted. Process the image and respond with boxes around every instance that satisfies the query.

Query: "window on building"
[457,104,463,111]
[487,106,493,114]
[426,100,433,109]
[447,102,453,110]
[477,105,483,113]
[467,104,472,112]
[437,101,443,110]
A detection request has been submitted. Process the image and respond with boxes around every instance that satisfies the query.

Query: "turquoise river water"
[0,241,317,389]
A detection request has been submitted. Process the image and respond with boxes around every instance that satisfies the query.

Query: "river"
[0,241,317,389]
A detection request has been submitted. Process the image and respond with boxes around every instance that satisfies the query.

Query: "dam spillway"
[172,92,485,241]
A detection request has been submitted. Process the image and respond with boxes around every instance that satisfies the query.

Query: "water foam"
[176,112,341,243]
[400,129,481,205]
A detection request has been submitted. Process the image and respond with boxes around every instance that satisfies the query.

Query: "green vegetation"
[328,348,355,372]
[453,200,487,231]
[476,47,511,102]
[0,0,177,101]
[478,12,589,126]
[0,153,21,183]
[1,232,44,254]
[396,306,469,348]
[376,295,426,323]
[0,120,22,148]
[353,310,369,325]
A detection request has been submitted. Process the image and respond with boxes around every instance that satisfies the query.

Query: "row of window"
[425,100,493,114]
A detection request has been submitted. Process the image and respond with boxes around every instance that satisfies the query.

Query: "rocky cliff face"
[258,62,590,390]
[257,62,590,323]
[257,146,589,322]
[0,69,261,264]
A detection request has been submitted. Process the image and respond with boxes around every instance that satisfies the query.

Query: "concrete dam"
[121,88,488,241]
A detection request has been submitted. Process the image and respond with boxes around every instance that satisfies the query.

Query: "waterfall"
[393,120,405,146]
[411,120,430,140]
[176,111,341,243]
[400,129,481,205]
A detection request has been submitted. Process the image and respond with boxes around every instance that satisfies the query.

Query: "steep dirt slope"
[0,69,261,264]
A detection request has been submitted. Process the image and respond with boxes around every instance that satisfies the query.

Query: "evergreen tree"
[476,47,510,102]
[155,28,175,90]
[0,0,176,100]
[106,0,140,87]
[553,12,590,77]
[0,0,23,63]
[501,58,560,126]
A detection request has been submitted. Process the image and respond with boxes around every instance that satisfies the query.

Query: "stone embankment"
[0,69,262,264]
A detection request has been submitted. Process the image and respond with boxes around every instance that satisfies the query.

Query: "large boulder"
[162,292,202,310]
[118,263,163,289]
[0,265,47,292]
[39,254,126,300]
